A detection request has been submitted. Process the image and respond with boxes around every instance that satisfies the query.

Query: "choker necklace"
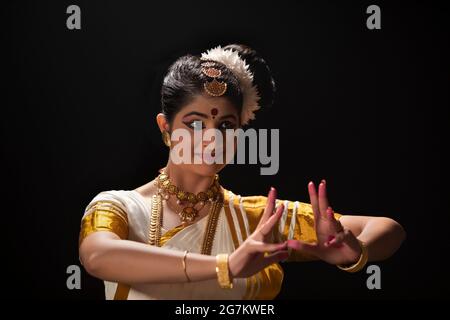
[155,169,222,223]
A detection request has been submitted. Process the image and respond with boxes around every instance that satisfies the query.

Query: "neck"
[163,161,216,195]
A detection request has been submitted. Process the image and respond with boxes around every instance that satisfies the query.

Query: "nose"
[202,127,223,153]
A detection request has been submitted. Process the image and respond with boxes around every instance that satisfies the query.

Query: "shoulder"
[85,190,129,209]
[132,180,157,199]
[83,189,144,218]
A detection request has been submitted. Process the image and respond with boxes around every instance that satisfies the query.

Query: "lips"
[194,151,224,163]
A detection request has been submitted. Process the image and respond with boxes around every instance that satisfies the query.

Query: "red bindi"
[211,108,218,118]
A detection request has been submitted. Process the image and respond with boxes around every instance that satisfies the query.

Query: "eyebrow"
[182,111,208,119]
[182,111,238,121]
[219,114,238,121]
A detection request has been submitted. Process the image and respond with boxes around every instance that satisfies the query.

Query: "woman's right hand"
[228,187,290,279]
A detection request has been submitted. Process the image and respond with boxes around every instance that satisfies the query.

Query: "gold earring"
[162,130,171,147]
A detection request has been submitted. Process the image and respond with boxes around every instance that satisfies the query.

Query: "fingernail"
[322,179,326,184]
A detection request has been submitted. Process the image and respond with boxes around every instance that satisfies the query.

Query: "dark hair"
[223,44,276,113]
[160,44,276,125]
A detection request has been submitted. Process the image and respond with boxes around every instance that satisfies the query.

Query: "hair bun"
[223,44,276,111]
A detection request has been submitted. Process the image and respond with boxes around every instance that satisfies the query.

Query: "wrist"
[228,252,237,280]
[216,253,233,289]
[336,239,369,273]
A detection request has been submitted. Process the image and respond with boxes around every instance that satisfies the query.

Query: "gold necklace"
[155,170,221,223]
[149,186,224,255]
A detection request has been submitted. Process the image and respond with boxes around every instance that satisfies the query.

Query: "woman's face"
[168,94,240,177]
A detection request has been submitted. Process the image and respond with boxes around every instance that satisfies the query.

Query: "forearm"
[356,217,406,261]
[79,232,217,285]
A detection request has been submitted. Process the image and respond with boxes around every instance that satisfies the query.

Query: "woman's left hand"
[287,180,362,265]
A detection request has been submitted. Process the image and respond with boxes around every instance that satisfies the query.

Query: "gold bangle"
[215,253,233,289]
[337,240,369,273]
[182,250,191,282]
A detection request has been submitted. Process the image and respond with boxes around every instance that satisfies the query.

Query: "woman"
[78,44,406,300]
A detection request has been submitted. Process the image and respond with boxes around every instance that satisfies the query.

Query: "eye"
[219,121,236,130]
[185,120,205,130]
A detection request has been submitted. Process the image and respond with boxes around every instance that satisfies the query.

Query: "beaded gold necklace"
[155,170,221,223]
[148,170,224,255]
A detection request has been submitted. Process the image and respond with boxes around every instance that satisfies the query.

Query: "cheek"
[221,135,237,158]
[168,123,196,154]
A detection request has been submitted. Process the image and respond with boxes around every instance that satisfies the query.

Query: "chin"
[189,163,225,177]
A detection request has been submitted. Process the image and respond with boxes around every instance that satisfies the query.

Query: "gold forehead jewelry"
[204,79,227,97]
[201,61,217,68]
[202,66,227,97]
[202,67,222,78]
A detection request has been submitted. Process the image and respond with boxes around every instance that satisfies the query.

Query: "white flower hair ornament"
[200,46,261,126]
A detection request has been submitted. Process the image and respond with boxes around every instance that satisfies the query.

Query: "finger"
[325,229,353,248]
[287,239,320,258]
[252,240,287,253]
[325,231,345,247]
[257,187,277,229]
[326,207,343,231]
[326,206,335,220]
[259,203,284,236]
[318,179,329,216]
[262,250,290,266]
[308,181,321,222]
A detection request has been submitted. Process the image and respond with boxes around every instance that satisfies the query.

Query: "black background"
[3,0,449,300]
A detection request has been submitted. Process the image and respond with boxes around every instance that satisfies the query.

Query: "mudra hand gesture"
[228,180,364,279]
[288,180,362,265]
[228,187,290,279]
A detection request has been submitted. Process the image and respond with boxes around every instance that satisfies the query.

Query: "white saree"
[80,188,339,299]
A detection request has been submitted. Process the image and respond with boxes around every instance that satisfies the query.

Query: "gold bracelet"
[337,239,369,273]
[215,253,233,289]
[182,250,191,282]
